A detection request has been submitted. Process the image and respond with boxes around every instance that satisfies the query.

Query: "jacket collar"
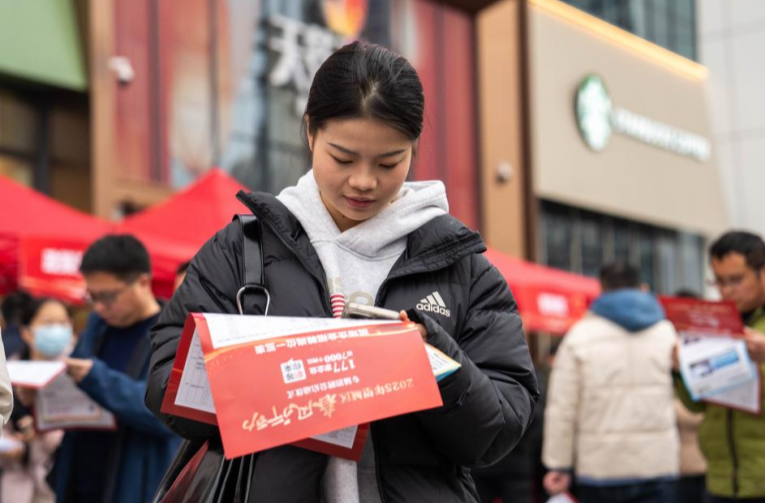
[236,190,486,276]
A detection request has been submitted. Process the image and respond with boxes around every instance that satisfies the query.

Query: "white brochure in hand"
[7,361,67,389]
[678,332,757,402]
[547,493,579,503]
[34,374,116,432]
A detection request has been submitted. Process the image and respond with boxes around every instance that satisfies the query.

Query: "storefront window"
[0,88,37,186]
[613,218,636,264]
[678,232,705,294]
[656,230,678,293]
[638,226,656,290]
[540,200,704,294]
[581,211,603,277]
[0,155,33,185]
[542,202,573,272]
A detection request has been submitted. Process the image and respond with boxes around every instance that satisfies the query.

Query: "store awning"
[116,168,251,298]
[0,175,112,302]
[484,249,601,335]
[0,0,87,91]
[118,168,249,246]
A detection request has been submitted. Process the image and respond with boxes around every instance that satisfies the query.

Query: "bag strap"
[234,214,270,316]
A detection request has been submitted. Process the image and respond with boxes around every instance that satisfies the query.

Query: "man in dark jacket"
[146,191,539,503]
[53,235,180,503]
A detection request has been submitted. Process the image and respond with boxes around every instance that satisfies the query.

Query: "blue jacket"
[54,313,181,503]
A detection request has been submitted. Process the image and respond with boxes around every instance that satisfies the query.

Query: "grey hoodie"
[277,170,449,503]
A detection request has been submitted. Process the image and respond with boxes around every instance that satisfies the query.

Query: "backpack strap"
[234,214,270,316]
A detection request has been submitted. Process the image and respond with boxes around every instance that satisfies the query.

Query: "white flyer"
[678,332,757,402]
[34,374,116,431]
[7,360,67,389]
[547,493,579,503]
[705,367,762,414]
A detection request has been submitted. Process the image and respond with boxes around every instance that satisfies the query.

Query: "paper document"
[7,361,67,389]
[203,314,395,350]
[173,329,460,414]
[0,436,23,454]
[35,374,116,431]
[310,425,358,449]
[661,296,761,413]
[678,333,756,401]
[174,330,216,414]
[547,493,579,503]
[705,367,762,414]
[426,344,461,381]
[162,314,443,460]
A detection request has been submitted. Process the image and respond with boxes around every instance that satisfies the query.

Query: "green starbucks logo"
[576,75,613,152]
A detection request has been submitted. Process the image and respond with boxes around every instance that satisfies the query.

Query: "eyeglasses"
[707,273,752,290]
[84,284,132,307]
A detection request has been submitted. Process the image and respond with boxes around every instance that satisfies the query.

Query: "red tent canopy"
[0,176,113,302]
[116,169,251,297]
[484,249,601,335]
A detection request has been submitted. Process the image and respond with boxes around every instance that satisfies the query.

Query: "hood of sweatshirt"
[590,289,666,332]
[277,170,449,260]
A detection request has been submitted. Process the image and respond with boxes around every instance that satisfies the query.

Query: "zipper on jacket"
[727,409,739,497]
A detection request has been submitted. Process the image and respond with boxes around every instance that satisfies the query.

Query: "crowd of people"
[0,41,762,503]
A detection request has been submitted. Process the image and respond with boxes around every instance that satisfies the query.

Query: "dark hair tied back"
[303,41,424,143]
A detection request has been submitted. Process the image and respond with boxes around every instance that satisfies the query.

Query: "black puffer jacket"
[146,191,539,503]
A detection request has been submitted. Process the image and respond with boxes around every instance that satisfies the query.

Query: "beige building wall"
[477,0,529,258]
[528,0,727,237]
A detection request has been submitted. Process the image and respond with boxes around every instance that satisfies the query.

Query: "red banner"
[18,237,89,304]
[659,296,745,336]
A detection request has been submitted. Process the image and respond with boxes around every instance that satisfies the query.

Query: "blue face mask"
[33,324,73,358]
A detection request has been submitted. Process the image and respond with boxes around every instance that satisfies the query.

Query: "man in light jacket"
[543,262,678,503]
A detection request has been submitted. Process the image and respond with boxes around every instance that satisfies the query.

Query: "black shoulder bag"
[153,215,269,503]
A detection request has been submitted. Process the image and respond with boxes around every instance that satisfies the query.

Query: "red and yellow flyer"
[162,314,445,459]
[659,296,745,336]
[660,296,761,415]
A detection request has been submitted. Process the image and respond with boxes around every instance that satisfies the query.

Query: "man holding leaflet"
[51,235,180,503]
[675,231,765,502]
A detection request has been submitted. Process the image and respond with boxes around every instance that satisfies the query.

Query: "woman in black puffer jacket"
[146,41,538,503]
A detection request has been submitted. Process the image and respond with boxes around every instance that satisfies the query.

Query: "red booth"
[116,169,250,298]
[0,177,113,303]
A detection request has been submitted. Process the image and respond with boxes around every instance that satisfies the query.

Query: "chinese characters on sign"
[243,378,416,435]
[41,248,83,276]
[269,14,346,116]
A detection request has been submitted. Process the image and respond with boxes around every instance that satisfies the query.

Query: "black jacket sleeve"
[145,222,244,440]
[410,253,539,467]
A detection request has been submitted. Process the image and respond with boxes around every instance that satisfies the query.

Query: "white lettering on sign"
[41,249,83,276]
[612,109,711,162]
[537,293,570,317]
[268,14,345,116]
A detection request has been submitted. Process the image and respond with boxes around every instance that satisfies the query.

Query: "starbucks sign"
[576,75,613,152]
[575,74,711,162]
